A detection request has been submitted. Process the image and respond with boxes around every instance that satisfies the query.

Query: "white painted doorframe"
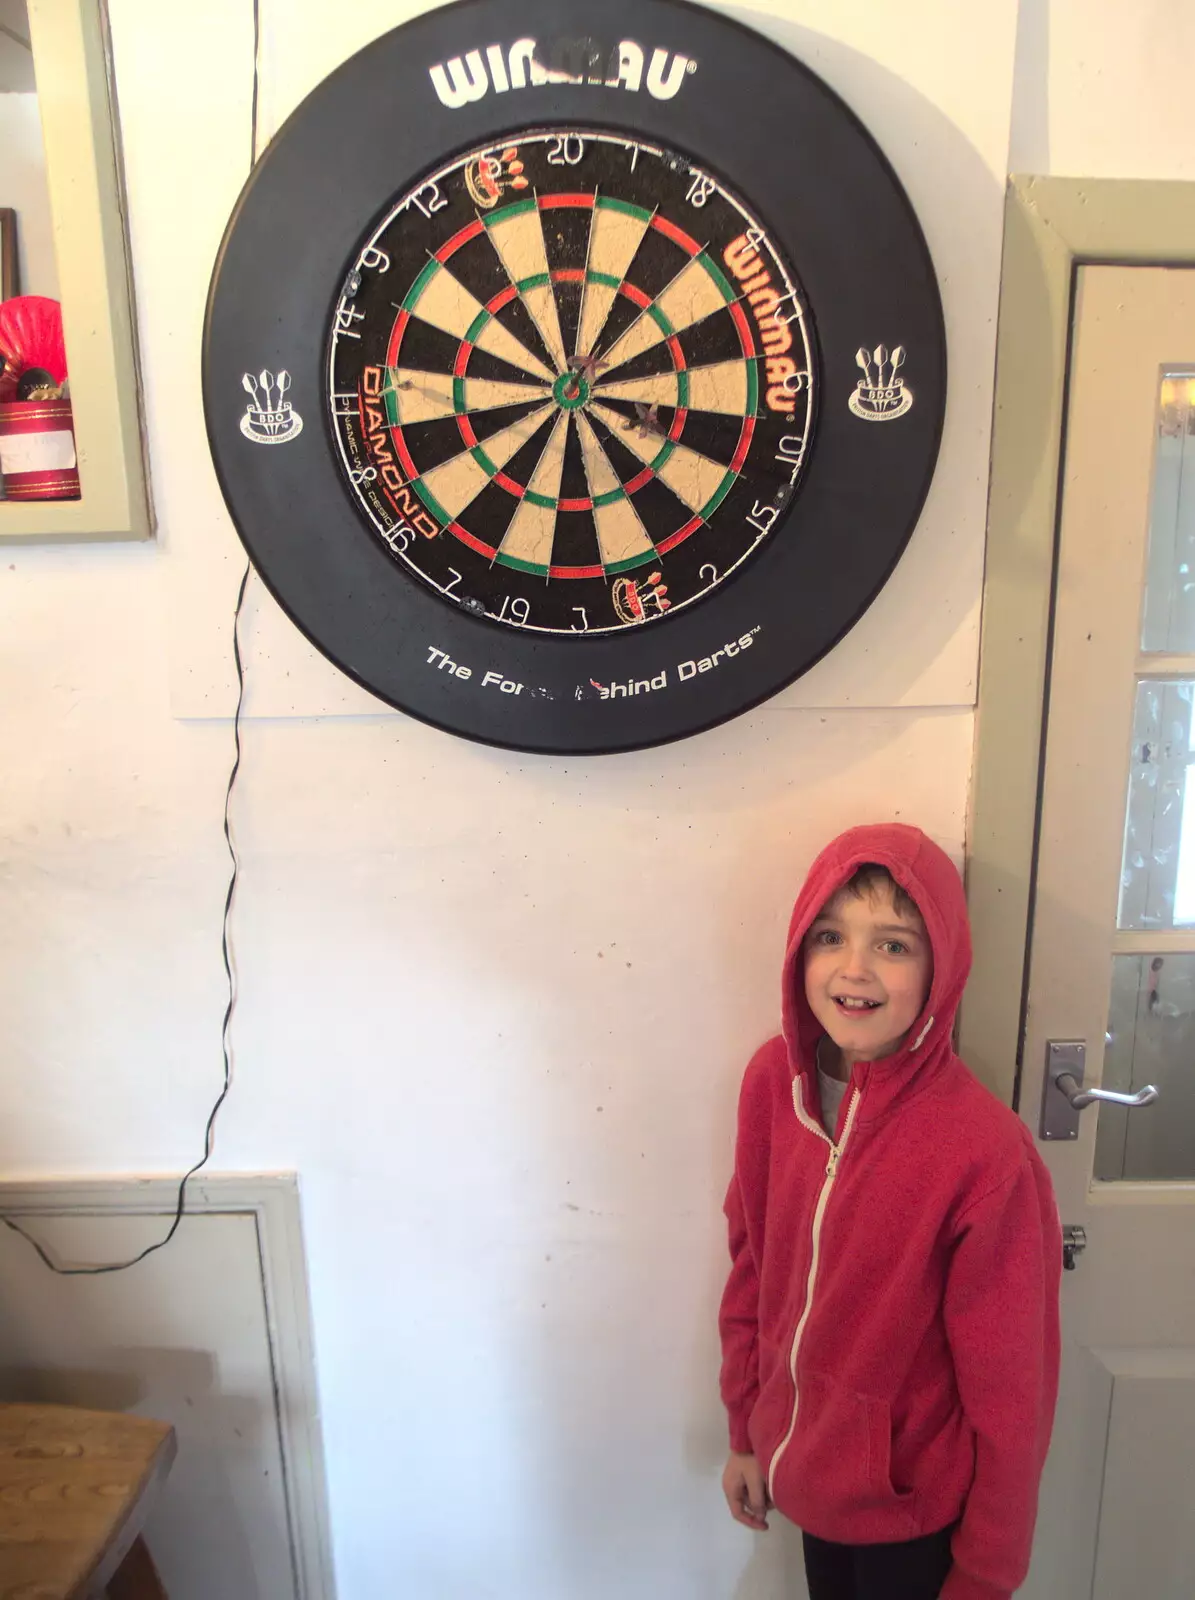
[1019,265,1195,1597]
[963,180,1195,1597]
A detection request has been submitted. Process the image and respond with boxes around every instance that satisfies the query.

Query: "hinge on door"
[1062,1224,1087,1271]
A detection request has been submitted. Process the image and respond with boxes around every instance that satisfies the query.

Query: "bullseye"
[553,370,591,409]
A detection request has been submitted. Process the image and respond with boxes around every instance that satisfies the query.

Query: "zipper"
[767,1078,862,1502]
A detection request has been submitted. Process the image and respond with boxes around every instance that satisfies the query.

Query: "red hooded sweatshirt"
[719,825,1061,1600]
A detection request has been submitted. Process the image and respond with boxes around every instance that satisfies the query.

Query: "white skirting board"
[0,1172,334,1600]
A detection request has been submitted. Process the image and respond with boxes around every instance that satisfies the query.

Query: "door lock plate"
[1040,1039,1085,1141]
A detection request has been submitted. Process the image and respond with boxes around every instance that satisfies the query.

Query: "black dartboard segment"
[203,0,945,753]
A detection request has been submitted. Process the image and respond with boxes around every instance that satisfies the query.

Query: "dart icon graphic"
[240,368,303,444]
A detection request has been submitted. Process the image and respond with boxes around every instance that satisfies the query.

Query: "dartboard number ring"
[330,130,814,638]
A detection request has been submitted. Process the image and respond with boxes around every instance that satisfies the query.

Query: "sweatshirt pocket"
[773,1369,916,1538]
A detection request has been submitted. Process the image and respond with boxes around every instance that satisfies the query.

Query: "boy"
[719,824,1061,1600]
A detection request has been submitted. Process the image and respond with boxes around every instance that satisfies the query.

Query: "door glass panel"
[1141,370,1195,653]
[1097,952,1195,1180]
[1118,678,1195,929]
[1107,364,1195,1177]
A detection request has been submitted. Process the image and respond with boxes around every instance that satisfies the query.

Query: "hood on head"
[781,823,971,1078]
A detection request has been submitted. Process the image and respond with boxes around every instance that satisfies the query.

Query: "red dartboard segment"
[447,521,498,559]
[650,213,702,255]
[654,515,704,555]
[385,307,410,367]
[619,282,653,311]
[434,217,487,261]
[538,193,595,211]
[455,411,480,451]
[729,414,756,474]
[726,298,756,357]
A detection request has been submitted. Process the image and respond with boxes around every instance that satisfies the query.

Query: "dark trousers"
[802,1523,955,1600]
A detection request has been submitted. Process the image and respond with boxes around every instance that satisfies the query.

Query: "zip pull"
[824,1089,861,1177]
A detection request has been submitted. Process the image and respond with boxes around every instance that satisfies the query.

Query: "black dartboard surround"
[203,0,946,754]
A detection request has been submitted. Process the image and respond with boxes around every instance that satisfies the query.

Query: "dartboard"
[331,132,814,635]
[204,0,945,753]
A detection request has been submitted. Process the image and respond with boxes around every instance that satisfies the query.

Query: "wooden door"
[1017,265,1195,1599]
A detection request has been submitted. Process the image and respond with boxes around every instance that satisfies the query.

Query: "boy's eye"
[881,939,909,956]
[809,929,840,947]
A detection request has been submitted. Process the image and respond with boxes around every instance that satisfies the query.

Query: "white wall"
[1024,0,1195,180]
[0,2,1185,1596]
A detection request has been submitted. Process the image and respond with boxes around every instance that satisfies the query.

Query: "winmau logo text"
[429,38,697,108]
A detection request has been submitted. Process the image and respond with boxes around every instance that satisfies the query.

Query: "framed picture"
[0,210,17,301]
[2,2,151,540]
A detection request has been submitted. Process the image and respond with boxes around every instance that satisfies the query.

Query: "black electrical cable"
[0,1,260,1274]
[1,563,250,1274]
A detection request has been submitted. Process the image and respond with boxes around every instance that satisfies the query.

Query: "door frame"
[959,175,1195,1106]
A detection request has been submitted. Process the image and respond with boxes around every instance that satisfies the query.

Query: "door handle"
[1039,1039,1161,1140]
[1053,1071,1159,1111]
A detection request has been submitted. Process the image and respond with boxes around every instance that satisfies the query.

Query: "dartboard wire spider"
[574,410,663,596]
[378,369,552,406]
[469,202,562,383]
[411,243,558,388]
[474,179,608,399]
[589,228,711,369]
[565,181,607,397]
[489,405,577,579]
[577,199,664,372]
[475,188,574,379]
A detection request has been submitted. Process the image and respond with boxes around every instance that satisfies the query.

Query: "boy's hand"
[722,1450,769,1530]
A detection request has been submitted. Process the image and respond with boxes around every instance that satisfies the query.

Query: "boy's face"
[803,880,933,1067]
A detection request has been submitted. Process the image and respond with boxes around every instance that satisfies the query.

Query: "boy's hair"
[841,861,921,921]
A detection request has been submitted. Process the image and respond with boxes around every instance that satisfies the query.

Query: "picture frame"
[1,1,152,540]
[0,210,17,301]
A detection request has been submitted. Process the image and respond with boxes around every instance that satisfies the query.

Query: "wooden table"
[0,1403,176,1598]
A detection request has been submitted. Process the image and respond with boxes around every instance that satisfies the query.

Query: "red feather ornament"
[0,296,69,401]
